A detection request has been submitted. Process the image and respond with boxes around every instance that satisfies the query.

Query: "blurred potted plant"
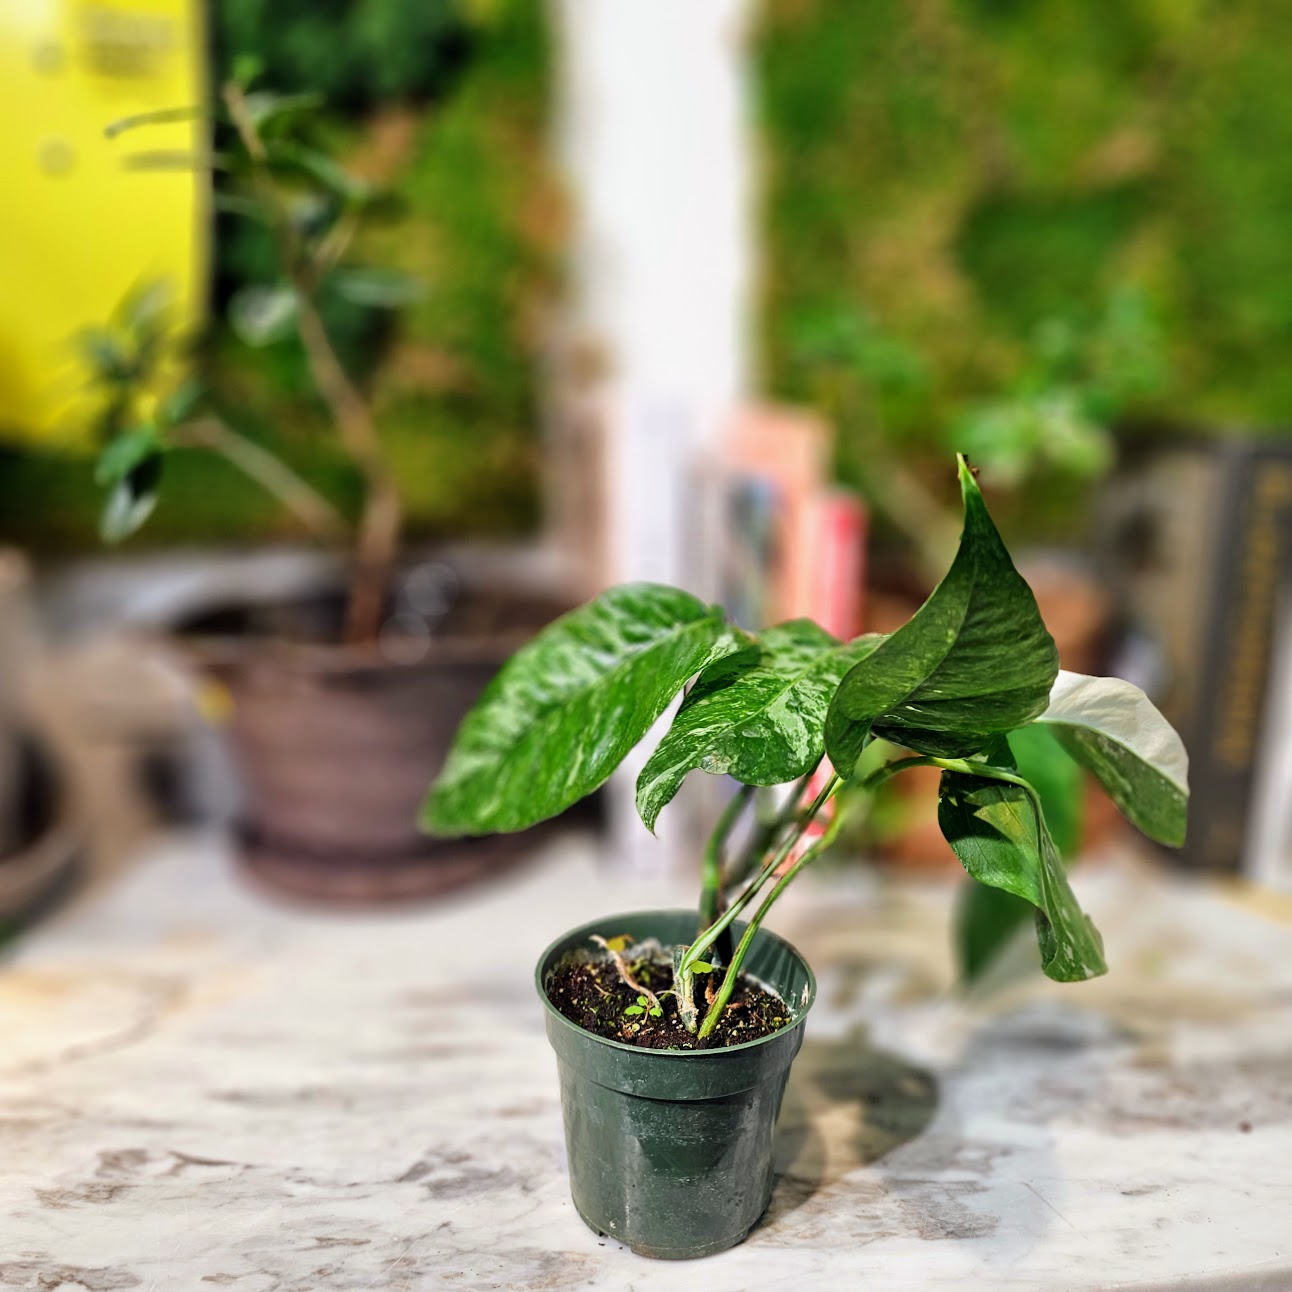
[86,76,567,902]
[421,457,1189,1258]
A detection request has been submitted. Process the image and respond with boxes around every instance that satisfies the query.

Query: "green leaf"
[96,426,164,487]
[229,284,298,347]
[636,621,884,830]
[100,451,164,544]
[330,267,426,309]
[955,880,1035,984]
[104,104,201,140]
[267,141,373,202]
[939,765,1106,982]
[76,326,132,384]
[623,1004,643,1016]
[422,584,738,837]
[212,191,270,225]
[1033,670,1188,846]
[156,378,203,428]
[242,90,323,132]
[826,455,1058,772]
[688,960,714,975]
[953,725,1085,983]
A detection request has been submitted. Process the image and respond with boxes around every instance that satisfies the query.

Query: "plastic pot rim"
[534,907,818,1059]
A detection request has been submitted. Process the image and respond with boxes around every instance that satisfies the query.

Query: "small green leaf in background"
[267,141,374,203]
[826,456,1058,773]
[229,284,299,347]
[1034,670,1189,846]
[954,881,1033,985]
[636,620,884,831]
[953,724,1083,983]
[76,326,132,385]
[242,90,323,132]
[330,267,426,309]
[939,762,1107,982]
[95,425,164,488]
[422,584,739,837]
[157,377,204,428]
[100,451,164,544]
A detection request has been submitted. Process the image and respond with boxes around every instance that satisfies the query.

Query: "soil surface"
[546,947,793,1049]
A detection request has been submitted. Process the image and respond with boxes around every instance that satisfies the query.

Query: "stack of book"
[1098,436,1292,883]
[708,405,866,639]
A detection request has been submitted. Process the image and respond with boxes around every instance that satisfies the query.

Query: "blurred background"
[2,0,1291,938]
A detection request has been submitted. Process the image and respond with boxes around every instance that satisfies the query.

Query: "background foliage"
[755,0,1292,539]
[0,0,556,551]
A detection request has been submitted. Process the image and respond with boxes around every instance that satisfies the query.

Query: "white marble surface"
[1,831,1290,1291]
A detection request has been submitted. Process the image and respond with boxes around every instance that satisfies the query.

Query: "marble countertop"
[1,831,1289,1291]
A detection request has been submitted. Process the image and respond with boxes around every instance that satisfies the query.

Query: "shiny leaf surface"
[636,623,884,831]
[422,584,737,836]
[1034,670,1188,846]
[939,762,1107,982]
[826,456,1058,772]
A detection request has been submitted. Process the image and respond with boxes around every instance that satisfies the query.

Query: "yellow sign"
[0,0,207,446]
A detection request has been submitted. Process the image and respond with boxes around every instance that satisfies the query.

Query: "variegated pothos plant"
[423,456,1188,1038]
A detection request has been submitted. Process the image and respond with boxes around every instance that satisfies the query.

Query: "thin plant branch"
[721,762,821,892]
[680,773,842,977]
[699,784,755,931]
[698,803,848,1039]
[223,80,402,645]
[590,935,662,1015]
[170,418,348,543]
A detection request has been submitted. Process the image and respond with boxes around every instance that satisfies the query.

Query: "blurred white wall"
[552,0,755,873]
[554,0,753,588]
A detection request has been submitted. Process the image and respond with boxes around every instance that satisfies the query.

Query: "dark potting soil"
[546,951,792,1050]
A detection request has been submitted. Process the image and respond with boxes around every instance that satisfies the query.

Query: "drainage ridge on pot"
[535,909,817,1260]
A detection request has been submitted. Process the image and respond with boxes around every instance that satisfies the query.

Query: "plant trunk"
[292,297,403,645]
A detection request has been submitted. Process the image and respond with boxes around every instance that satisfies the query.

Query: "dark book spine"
[1185,448,1292,870]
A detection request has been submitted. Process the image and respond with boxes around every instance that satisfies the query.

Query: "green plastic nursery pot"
[536,909,816,1260]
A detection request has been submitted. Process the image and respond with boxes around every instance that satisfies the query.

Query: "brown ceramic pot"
[181,576,571,905]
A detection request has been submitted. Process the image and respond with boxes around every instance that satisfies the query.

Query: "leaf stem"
[223,80,402,646]
[680,773,840,976]
[590,935,661,1015]
[170,418,348,543]
[699,784,755,930]
[721,762,820,892]
[697,806,847,1039]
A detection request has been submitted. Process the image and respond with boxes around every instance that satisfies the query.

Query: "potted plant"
[85,78,567,902]
[421,455,1189,1259]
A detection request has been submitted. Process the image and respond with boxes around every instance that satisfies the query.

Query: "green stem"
[697,806,847,1039]
[692,751,971,1038]
[699,785,755,930]
[722,764,819,892]
[680,773,840,977]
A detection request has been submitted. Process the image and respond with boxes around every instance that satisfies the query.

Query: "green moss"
[756,0,1292,532]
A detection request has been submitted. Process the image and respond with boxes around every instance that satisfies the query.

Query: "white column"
[553,0,754,871]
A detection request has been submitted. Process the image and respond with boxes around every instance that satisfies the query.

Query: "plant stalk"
[170,418,348,543]
[677,784,755,1031]
[699,784,755,931]
[690,753,952,1038]
[697,806,846,1039]
[223,81,402,647]
[720,763,820,893]
[680,773,840,977]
